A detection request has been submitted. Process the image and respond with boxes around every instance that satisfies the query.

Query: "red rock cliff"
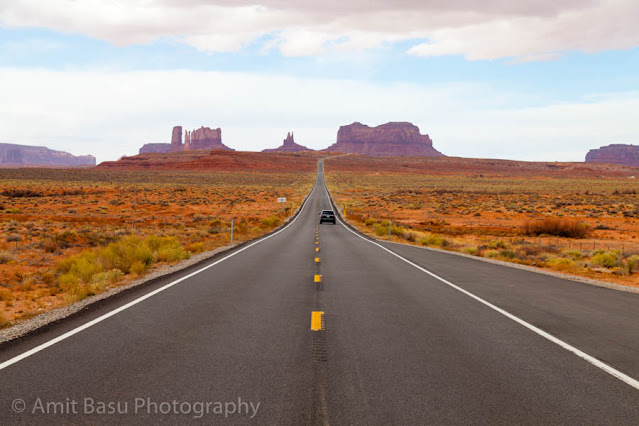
[585,144,639,167]
[325,122,443,157]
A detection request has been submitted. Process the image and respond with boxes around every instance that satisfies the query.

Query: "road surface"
[1,161,639,424]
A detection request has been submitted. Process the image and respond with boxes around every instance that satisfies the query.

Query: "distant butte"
[262,132,312,153]
[139,125,233,154]
[585,144,639,167]
[0,143,95,167]
[325,122,444,157]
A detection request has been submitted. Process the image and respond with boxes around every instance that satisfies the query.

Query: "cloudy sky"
[1,0,639,163]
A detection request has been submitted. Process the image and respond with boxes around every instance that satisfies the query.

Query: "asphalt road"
[1,161,639,424]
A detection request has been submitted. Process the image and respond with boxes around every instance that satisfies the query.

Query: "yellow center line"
[315,257,320,263]
[315,247,319,252]
[311,311,325,331]
[314,274,322,283]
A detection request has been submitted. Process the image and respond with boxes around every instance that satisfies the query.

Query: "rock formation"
[139,125,232,154]
[325,122,444,157]
[262,132,312,153]
[139,143,173,154]
[171,126,183,148]
[0,143,95,166]
[585,144,639,167]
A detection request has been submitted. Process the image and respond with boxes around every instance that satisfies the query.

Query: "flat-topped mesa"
[262,132,312,153]
[585,144,639,167]
[186,126,232,151]
[325,122,444,157]
[0,143,95,166]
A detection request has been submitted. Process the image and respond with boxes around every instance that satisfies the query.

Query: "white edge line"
[0,179,317,371]
[322,176,639,391]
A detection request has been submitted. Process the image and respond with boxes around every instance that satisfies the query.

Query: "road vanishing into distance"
[2,161,639,424]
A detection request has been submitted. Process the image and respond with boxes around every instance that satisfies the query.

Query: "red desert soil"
[98,150,330,172]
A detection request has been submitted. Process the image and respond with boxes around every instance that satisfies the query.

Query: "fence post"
[388,221,391,241]
[231,219,234,244]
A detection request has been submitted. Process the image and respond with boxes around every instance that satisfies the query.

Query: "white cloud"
[0,68,637,163]
[1,0,638,61]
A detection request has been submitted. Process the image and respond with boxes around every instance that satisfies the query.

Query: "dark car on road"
[319,210,336,224]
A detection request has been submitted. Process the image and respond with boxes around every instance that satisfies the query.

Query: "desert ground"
[324,155,639,288]
[0,157,315,328]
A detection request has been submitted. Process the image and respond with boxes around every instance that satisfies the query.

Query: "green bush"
[547,257,577,271]
[374,224,387,236]
[590,250,620,268]
[420,234,448,247]
[462,246,478,255]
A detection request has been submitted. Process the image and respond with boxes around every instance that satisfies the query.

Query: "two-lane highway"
[1,161,639,424]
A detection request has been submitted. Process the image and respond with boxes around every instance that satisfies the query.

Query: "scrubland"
[325,157,639,288]
[0,168,313,328]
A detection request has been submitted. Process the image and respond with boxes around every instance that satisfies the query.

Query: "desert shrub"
[261,216,281,227]
[488,240,508,249]
[41,271,56,285]
[462,246,478,255]
[0,251,14,264]
[485,250,499,258]
[390,224,405,237]
[405,232,418,242]
[623,255,639,274]
[130,261,147,275]
[499,249,517,259]
[590,250,621,268]
[42,238,58,253]
[1,188,43,198]
[54,231,79,248]
[523,217,589,238]
[0,287,12,301]
[364,218,376,226]
[57,235,188,297]
[91,269,123,285]
[374,224,387,236]
[186,242,204,253]
[155,239,189,262]
[420,234,448,247]
[565,249,583,260]
[547,257,577,272]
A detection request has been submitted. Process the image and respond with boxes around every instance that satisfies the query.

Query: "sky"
[1,0,639,163]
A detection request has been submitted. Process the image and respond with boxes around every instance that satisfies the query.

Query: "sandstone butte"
[139,125,233,154]
[324,122,444,157]
[0,143,95,166]
[586,144,639,168]
[262,132,312,153]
